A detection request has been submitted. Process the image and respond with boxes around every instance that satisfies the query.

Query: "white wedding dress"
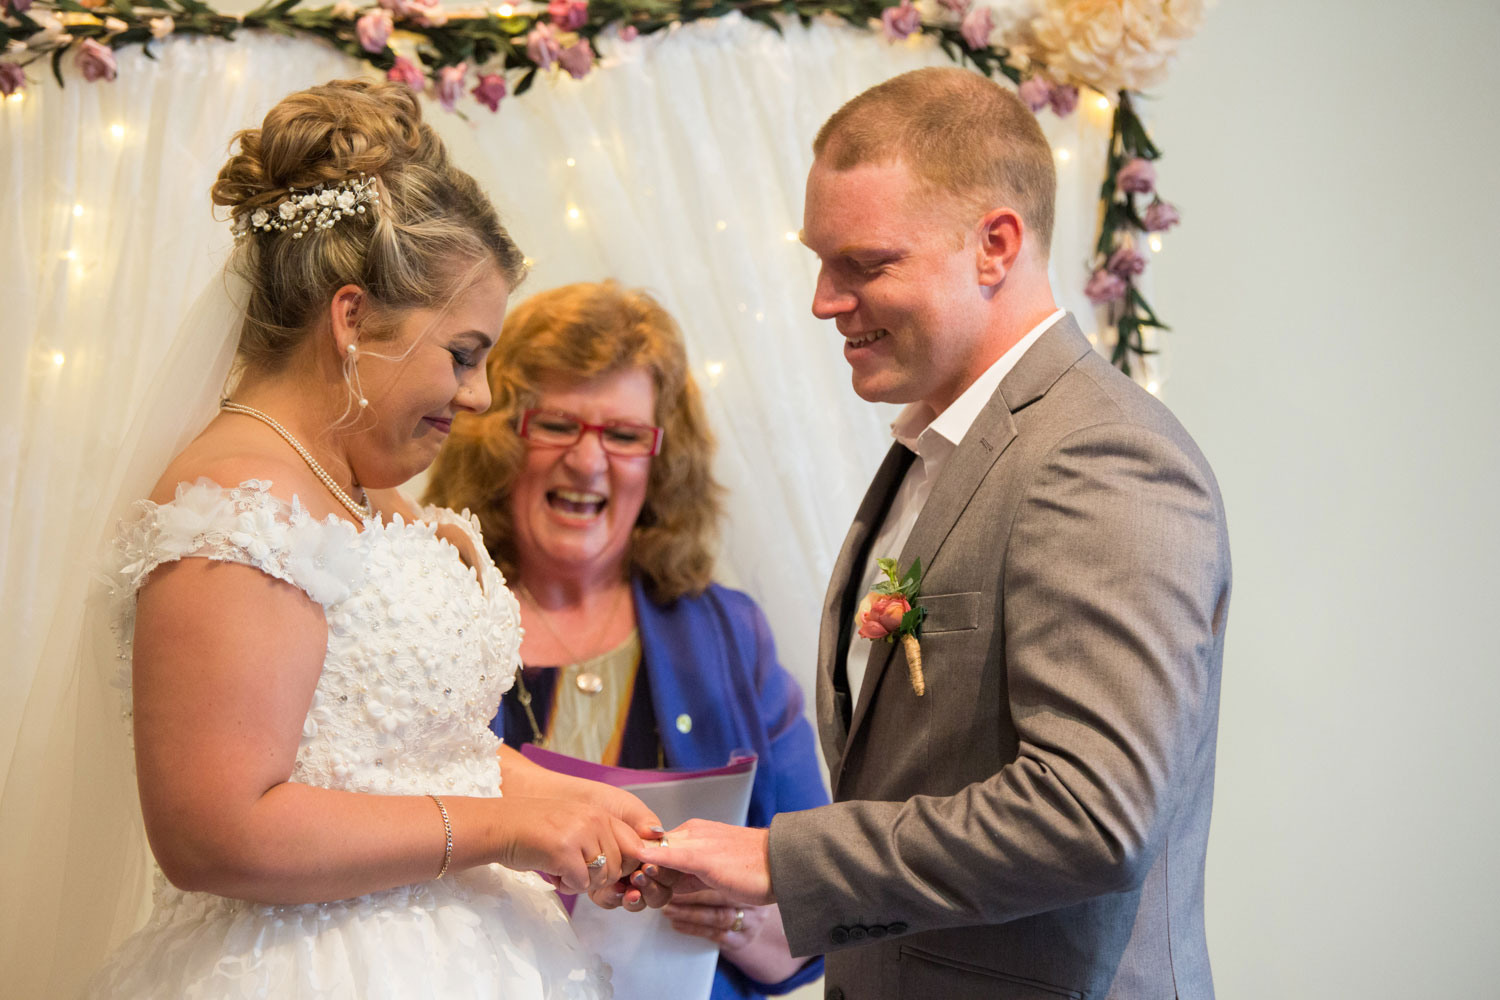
[86,478,611,999]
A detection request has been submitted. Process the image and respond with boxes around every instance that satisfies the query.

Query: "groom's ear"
[975,207,1024,288]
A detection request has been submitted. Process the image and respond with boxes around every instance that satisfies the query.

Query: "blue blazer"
[636,578,829,999]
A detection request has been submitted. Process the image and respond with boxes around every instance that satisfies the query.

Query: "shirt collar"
[891,309,1067,456]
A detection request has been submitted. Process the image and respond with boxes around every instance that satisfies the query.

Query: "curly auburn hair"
[423,281,724,602]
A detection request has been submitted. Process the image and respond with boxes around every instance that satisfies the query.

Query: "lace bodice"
[109,478,520,798]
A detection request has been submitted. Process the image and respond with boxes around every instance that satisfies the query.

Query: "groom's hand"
[635,819,775,906]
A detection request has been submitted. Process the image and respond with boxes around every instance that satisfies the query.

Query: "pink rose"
[548,0,587,30]
[436,61,466,111]
[557,37,592,79]
[1048,83,1078,117]
[6,0,33,14]
[1017,74,1051,112]
[959,5,991,50]
[1142,199,1180,232]
[880,0,919,41]
[76,38,116,82]
[386,55,425,91]
[526,24,561,69]
[618,23,637,40]
[858,593,912,641]
[356,9,392,53]
[1115,157,1157,195]
[1107,244,1146,278]
[0,62,23,96]
[1084,268,1127,305]
[472,72,506,112]
[377,0,412,16]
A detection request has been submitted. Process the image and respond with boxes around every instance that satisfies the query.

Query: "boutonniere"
[856,557,927,696]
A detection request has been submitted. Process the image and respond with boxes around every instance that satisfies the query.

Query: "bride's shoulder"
[149,426,315,510]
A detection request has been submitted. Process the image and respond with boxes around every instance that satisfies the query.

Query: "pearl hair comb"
[231,175,380,240]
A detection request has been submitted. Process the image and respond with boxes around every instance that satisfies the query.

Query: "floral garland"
[0,0,1202,374]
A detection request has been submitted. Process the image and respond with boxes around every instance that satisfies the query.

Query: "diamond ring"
[730,908,745,933]
[587,854,608,870]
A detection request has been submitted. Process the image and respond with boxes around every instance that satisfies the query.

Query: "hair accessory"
[231,175,379,241]
[429,794,453,880]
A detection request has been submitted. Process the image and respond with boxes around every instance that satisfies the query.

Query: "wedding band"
[730,909,745,933]
[657,836,669,848]
[587,854,608,870]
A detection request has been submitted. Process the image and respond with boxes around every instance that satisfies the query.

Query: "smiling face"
[803,158,995,413]
[509,367,657,586]
[347,265,509,488]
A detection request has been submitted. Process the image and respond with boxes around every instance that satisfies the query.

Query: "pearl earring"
[345,343,368,408]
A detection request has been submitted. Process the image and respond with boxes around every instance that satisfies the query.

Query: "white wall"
[1148,2,1500,995]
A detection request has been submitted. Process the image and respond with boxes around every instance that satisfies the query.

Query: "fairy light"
[566,205,581,221]
[73,203,84,218]
[784,231,798,242]
[62,249,77,261]
[5,91,23,105]
[1146,380,1160,396]
[108,123,125,139]
[1054,148,1071,163]
[754,311,764,322]
[522,256,535,269]
[1148,234,1163,253]
[565,157,576,167]
[715,220,727,232]
[1096,95,1111,111]
[703,360,725,386]
[496,2,514,13]
[51,351,66,367]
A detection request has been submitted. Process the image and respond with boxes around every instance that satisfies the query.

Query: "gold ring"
[730,908,745,933]
[587,854,608,870]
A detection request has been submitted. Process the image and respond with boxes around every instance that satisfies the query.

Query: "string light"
[703,360,725,386]
[496,2,514,13]
[62,249,77,261]
[1146,380,1160,396]
[5,92,22,105]
[754,311,764,322]
[715,219,727,232]
[51,351,66,367]
[566,205,581,221]
[1096,95,1111,111]
[73,203,85,218]
[784,231,798,242]
[1054,148,1071,163]
[108,123,125,139]
[522,256,535,269]
[565,157,576,167]
[1148,234,1163,253]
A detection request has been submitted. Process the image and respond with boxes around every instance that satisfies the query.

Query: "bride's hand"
[491,796,643,894]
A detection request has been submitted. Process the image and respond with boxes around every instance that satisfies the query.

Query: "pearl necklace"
[220,400,373,522]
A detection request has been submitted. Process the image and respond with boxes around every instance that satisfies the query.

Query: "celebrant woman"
[424,280,828,999]
[86,80,664,998]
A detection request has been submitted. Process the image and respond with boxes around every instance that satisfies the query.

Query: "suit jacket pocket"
[918,591,981,635]
[898,946,1084,1000]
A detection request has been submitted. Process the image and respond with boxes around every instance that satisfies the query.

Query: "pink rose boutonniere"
[856,557,927,696]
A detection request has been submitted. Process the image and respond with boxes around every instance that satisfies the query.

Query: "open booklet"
[520,745,758,1000]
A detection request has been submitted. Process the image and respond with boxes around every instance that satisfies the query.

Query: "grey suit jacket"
[767,316,1230,999]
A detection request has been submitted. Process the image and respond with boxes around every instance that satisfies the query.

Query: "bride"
[86,78,663,998]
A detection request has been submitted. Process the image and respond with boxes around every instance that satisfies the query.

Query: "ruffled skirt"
[86,867,611,999]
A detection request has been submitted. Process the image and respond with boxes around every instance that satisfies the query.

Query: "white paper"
[568,765,758,1000]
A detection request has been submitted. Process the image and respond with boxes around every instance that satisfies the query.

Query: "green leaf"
[900,605,926,634]
[50,45,65,87]
[900,556,922,589]
[514,65,538,96]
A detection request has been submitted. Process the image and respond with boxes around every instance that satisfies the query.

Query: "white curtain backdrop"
[0,16,1110,993]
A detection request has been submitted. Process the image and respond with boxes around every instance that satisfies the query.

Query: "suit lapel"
[842,316,1095,751]
[816,443,915,778]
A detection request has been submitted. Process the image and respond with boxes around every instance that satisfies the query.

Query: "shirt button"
[675,713,692,734]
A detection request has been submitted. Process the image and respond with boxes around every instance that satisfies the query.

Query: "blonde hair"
[814,67,1057,253]
[423,282,724,602]
[211,79,526,376]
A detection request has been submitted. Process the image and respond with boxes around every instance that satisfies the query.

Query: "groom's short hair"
[813,67,1057,255]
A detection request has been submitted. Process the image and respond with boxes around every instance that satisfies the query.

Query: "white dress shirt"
[843,309,1066,705]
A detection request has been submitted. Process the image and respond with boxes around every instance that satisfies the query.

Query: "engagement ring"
[587,854,608,870]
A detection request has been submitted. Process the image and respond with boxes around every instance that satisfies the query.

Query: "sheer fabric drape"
[0,18,1108,993]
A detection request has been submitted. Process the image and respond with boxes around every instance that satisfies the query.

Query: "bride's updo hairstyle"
[211,79,525,375]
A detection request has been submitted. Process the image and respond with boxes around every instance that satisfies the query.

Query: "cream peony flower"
[1029,0,1206,94]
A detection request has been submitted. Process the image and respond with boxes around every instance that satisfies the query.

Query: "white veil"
[0,272,244,997]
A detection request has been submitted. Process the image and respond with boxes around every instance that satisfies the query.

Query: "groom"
[640,67,1230,999]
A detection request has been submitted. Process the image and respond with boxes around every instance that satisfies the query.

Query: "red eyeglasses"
[518,409,664,457]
